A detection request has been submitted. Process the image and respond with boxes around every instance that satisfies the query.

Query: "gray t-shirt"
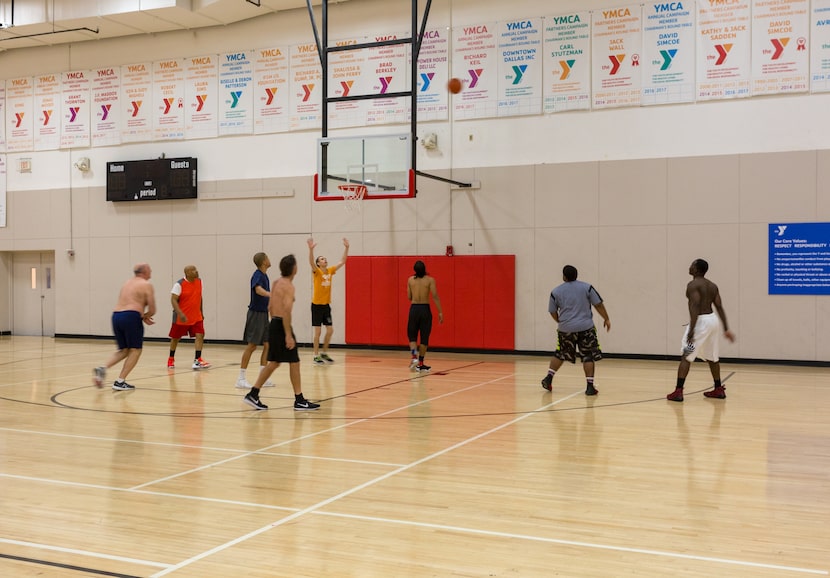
[548,280,603,333]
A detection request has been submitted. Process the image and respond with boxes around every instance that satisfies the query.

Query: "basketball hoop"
[338,183,367,213]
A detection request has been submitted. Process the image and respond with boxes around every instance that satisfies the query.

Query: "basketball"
[447,77,463,94]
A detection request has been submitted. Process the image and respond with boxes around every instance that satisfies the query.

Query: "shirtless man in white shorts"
[667,259,735,402]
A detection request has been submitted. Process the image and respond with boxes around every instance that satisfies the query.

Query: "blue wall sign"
[769,222,830,295]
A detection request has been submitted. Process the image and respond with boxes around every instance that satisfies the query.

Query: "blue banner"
[769,222,830,294]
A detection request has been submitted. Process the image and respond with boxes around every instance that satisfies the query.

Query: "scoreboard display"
[106,157,197,202]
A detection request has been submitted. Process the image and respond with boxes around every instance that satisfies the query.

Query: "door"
[12,251,56,336]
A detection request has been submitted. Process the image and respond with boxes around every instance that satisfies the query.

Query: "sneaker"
[93,366,106,388]
[585,385,598,396]
[112,380,135,391]
[415,364,431,373]
[235,378,251,389]
[167,357,175,368]
[320,353,334,363]
[667,388,684,402]
[541,374,553,391]
[263,379,275,387]
[192,358,211,370]
[704,386,727,399]
[313,356,324,365]
[410,358,419,371]
[243,393,268,410]
[294,398,320,411]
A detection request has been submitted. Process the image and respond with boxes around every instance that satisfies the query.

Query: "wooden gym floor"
[0,336,827,577]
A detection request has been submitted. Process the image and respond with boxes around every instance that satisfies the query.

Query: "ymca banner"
[751,0,809,96]
[60,70,91,149]
[697,0,751,100]
[254,46,290,134]
[543,11,591,114]
[5,77,34,153]
[810,0,830,92]
[0,154,6,227]
[642,2,696,105]
[366,31,409,126]
[184,54,218,140]
[592,5,643,109]
[289,42,322,131]
[219,50,254,136]
[34,73,61,151]
[92,67,122,147]
[153,59,185,141]
[327,37,367,129]
[497,17,543,117]
[452,22,499,119]
[415,28,450,122]
[120,62,153,143]
[0,84,5,152]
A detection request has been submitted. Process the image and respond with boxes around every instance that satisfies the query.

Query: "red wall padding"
[345,255,515,350]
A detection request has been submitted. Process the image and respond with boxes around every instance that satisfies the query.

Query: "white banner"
[0,154,6,227]
[219,50,254,136]
[61,70,91,148]
[415,28,450,121]
[543,12,591,113]
[289,42,322,131]
[452,22,499,119]
[120,62,153,143]
[5,77,34,152]
[366,32,408,126]
[328,37,368,129]
[34,73,61,151]
[153,59,185,141]
[752,0,809,96]
[92,67,122,147]
[592,5,643,109]
[0,84,5,152]
[642,2,696,105]
[185,54,218,140]
[254,46,290,134]
[811,0,830,92]
[697,0,751,100]
[497,17,543,117]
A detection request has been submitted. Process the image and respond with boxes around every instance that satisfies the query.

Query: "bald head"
[133,263,152,279]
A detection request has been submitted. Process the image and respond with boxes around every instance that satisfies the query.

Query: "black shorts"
[407,304,433,346]
[267,317,300,363]
[311,303,332,327]
[553,327,602,363]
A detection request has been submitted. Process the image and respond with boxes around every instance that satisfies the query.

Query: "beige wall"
[1,150,829,361]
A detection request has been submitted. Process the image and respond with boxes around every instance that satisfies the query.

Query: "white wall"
[1,0,829,361]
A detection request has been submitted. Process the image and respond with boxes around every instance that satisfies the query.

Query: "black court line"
[4,366,736,422]
[0,552,143,578]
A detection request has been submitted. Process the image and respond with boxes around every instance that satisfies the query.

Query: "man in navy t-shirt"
[236,252,273,389]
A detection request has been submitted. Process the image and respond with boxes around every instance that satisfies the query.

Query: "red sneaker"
[704,386,726,399]
[666,388,684,402]
[167,357,175,368]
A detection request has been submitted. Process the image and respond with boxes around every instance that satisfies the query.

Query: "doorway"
[12,251,56,336]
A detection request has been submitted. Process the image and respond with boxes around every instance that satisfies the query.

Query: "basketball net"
[338,183,367,213]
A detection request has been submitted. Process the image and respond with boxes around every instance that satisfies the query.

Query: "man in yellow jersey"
[307,237,349,364]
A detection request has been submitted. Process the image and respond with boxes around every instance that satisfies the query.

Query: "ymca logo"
[68,107,80,122]
[714,44,732,65]
[42,110,53,126]
[379,76,393,94]
[14,113,25,128]
[559,60,575,80]
[770,38,789,60]
[775,225,788,236]
[660,49,678,71]
[229,91,242,108]
[302,84,315,101]
[100,104,111,121]
[511,65,527,85]
[339,81,353,97]
[195,95,208,112]
[468,69,484,88]
[130,101,142,117]
[608,54,625,74]
[264,87,278,105]
[420,72,434,91]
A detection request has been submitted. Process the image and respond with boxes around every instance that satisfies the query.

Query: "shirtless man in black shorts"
[407,260,443,372]
[243,254,319,411]
[667,259,736,402]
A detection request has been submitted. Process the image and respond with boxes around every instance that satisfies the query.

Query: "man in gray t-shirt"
[541,265,611,396]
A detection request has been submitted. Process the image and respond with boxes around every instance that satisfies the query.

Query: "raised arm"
[307,237,318,270]
[333,238,350,271]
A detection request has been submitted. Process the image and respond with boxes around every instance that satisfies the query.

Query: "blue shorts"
[112,311,144,350]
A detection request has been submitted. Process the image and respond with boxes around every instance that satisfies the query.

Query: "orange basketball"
[447,77,463,94]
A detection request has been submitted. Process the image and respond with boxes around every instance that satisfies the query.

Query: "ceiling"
[0,0,348,52]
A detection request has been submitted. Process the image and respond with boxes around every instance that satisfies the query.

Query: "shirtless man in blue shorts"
[94,263,157,390]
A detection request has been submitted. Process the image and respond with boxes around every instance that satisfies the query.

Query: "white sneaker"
[263,379,275,387]
[235,378,251,389]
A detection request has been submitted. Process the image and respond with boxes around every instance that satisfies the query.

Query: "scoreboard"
[106,157,197,202]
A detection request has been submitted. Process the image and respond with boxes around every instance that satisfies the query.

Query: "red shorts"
[169,320,205,339]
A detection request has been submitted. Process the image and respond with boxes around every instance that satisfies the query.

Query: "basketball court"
[0,337,827,576]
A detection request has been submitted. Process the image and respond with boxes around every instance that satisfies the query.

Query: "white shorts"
[682,313,721,362]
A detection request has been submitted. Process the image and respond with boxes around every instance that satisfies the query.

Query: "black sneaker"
[415,364,431,373]
[244,393,268,410]
[112,381,135,391]
[541,374,552,391]
[585,385,598,396]
[294,398,320,411]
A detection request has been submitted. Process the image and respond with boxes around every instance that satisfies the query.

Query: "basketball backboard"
[314,133,415,201]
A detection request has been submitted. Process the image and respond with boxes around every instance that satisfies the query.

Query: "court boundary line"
[0,537,170,570]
